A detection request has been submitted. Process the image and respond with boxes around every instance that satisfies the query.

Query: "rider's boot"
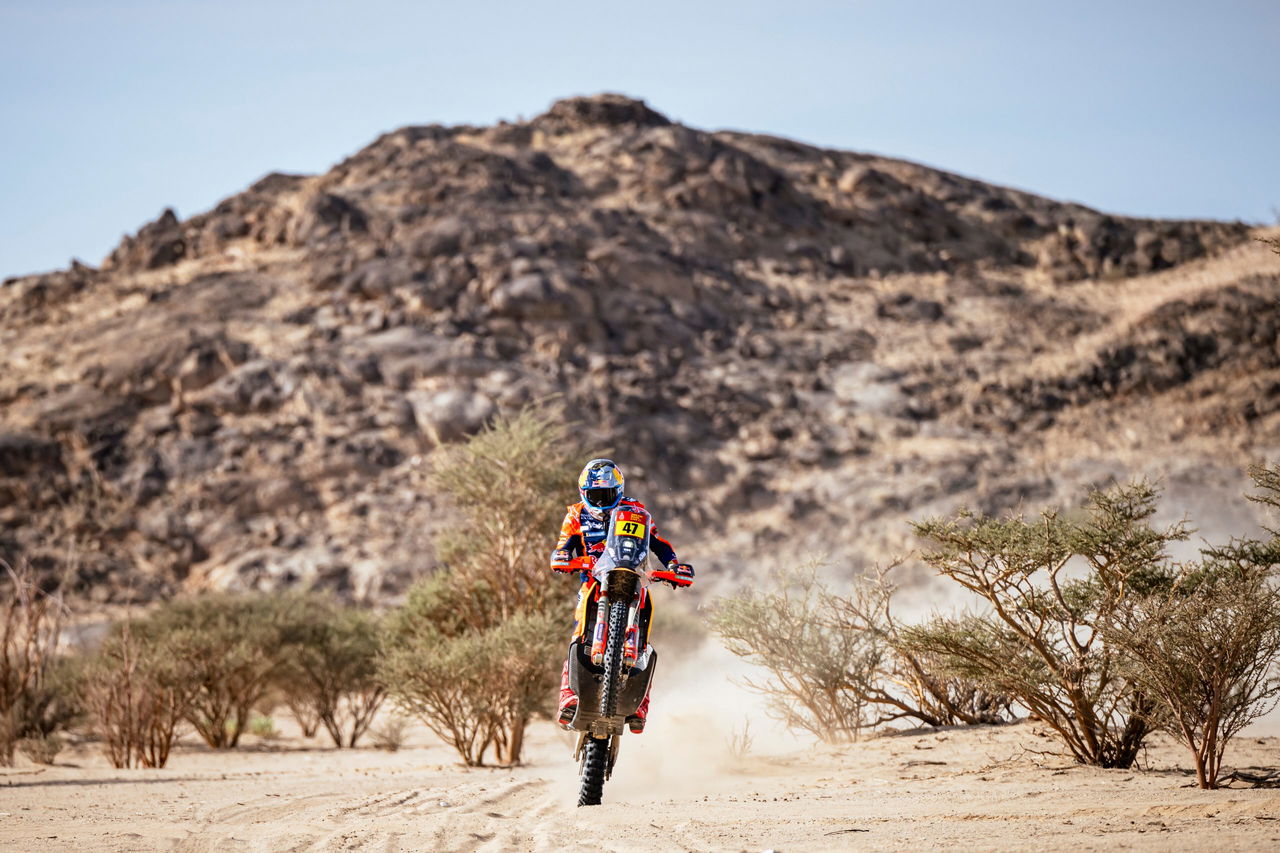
[625,691,650,734]
[557,660,577,729]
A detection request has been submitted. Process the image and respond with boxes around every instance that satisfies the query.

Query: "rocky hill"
[2,94,1276,602]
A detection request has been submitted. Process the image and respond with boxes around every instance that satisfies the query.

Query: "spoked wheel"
[577,599,630,807]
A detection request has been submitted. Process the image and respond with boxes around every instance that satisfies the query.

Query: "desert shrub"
[275,597,385,748]
[710,566,886,742]
[429,404,579,626]
[380,622,495,765]
[247,713,278,740]
[18,733,63,764]
[81,620,199,768]
[828,566,1014,728]
[370,714,410,752]
[380,404,576,766]
[381,585,562,766]
[1109,546,1280,787]
[134,593,293,749]
[902,482,1184,768]
[0,560,78,766]
[725,719,754,761]
[710,564,1010,743]
[477,611,564,764]
[1101,468,1280,788]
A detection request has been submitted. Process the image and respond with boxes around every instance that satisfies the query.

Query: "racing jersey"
[552,497,678,572]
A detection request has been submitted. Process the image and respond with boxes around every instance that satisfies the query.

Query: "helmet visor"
[584,486,620,509]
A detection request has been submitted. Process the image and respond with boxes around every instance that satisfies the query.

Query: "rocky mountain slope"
[1,94,1276,602]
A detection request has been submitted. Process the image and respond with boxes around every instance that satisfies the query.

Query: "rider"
[550,458,694,733]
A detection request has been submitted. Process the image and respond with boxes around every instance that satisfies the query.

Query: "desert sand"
[4,649,1279,853]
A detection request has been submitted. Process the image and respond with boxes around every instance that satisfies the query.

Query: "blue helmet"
[578,458,624,516]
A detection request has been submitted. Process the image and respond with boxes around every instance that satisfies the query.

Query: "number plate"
[614,512,647,539]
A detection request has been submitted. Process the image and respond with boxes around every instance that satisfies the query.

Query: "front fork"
[589,586,647,666]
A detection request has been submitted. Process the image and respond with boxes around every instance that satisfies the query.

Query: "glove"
[550,549,574,573]
[653,561,694,588]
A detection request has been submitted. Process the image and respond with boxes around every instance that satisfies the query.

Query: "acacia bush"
[902,484,1181,768]
[1101,468,1280,788]
[1106,544,1280,787]
[829,567,1015,728]
[903,472,1280,784]
[380,404,577,766]
[380,617,496,765]
[78,592,392,763]
[710,567,887,742]
[274,596,385,748]
[380,573,562,766]
[129,593,293,749]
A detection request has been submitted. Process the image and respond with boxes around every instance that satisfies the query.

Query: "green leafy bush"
[380,404,577,766]
[381,578,562,766]
[132,593,293,749]
[902,483,1180,768]
[430,405,580,626]
[1101,468,1280,787]
[247,713,279,739]
[275,597,385,748]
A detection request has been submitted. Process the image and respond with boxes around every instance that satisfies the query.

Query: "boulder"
[192,359,298,414]
[406,389,496,444]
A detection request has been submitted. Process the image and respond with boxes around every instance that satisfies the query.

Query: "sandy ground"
[3,707,1280,853]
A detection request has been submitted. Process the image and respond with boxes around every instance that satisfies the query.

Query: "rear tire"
[578,599,630,807]
[577,736,608,807]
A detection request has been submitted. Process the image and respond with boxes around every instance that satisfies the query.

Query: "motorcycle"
[561,504,689,806]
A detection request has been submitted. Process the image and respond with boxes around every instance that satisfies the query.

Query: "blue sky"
[2,0,1277,277]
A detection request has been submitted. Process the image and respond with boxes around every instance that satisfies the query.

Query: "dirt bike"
[562,504,689,806]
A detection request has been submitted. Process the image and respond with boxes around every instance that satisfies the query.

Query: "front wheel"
[599,599,630,719]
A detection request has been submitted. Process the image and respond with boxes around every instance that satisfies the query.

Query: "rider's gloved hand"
[550,549,574,572]
[654,560,694,588]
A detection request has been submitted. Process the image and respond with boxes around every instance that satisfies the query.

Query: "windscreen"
[602,506,651,570]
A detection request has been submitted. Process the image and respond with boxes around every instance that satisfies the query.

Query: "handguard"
[652,562,694,588]
[552,553,594,573]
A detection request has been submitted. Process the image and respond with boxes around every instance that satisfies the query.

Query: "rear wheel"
[578,599,630,807]
[577,736,609,807]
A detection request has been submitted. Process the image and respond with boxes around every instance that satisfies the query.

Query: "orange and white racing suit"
[549,496,683,731]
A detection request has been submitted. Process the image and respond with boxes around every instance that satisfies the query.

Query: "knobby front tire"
[599,599,629,719]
